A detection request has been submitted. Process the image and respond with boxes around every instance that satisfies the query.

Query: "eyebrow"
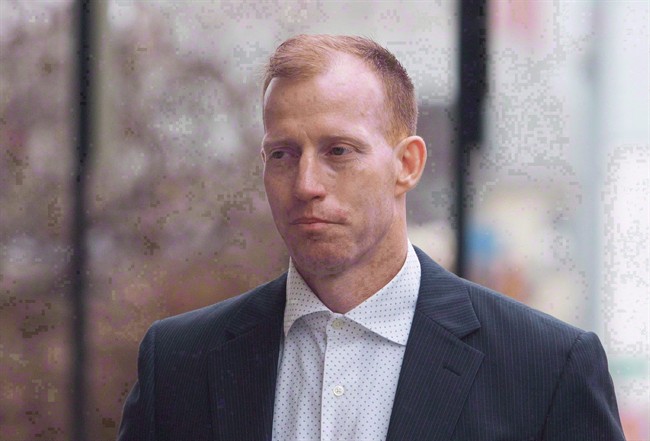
[323,135,371,151]
[261,130,373,152]
[261,138,300,151]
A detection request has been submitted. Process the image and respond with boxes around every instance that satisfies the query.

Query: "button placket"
[321,314,348,441]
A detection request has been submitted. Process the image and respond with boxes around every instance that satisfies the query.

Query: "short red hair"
[263,34,418,143]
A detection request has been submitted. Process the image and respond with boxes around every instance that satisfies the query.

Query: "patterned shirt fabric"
[272,243,421,441]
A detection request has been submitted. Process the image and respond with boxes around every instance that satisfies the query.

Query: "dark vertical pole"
[455,0,488,277]
[72,1,94,439]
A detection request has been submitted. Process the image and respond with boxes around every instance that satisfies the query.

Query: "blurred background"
[1,1,647,440]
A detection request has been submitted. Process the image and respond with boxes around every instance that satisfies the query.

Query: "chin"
[289,243,354,277]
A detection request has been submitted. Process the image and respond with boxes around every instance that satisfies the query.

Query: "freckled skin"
[261,54,423,312]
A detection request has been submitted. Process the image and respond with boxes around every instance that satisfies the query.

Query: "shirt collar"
[283,261,330,337]
[283,242,421,345]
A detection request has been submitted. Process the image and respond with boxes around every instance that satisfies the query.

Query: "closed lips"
[291,217,333,224]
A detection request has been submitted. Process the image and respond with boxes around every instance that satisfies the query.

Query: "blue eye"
[270,151,286,159]
[330,146,349,156]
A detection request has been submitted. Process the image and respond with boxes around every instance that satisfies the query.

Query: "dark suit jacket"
[117,248,625,440]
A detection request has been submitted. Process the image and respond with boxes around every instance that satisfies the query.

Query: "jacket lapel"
[208,276,286,441]
[386,248,484,441]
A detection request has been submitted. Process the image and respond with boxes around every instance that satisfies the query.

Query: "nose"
[293,154,326,201]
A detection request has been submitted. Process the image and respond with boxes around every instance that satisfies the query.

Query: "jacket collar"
[218,247,480,341]
[412,246,480,338]
[219,274,287,340]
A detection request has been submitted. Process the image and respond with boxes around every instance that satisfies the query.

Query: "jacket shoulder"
[149,273,287,352]
[414,246,584,344]
[464,277,584,340]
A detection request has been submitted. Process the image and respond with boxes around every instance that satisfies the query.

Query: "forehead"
[263,54,388,132]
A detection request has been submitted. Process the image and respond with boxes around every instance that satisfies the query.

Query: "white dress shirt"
[272,244,421,441]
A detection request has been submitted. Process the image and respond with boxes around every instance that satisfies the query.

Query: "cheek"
[264,179,295,218]
[263,179,283,209]
[347,178,392,213]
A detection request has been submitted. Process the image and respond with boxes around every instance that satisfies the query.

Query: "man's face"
[261,55,402,278]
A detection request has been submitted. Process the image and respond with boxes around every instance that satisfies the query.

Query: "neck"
[295,232,409,314]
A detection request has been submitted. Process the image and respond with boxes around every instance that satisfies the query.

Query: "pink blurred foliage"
[0,2,285,439]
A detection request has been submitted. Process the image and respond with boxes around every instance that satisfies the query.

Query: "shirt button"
[331,319,343,329]
[333,385,345,397]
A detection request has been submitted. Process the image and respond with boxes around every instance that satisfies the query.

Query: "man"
[118,35,625,441]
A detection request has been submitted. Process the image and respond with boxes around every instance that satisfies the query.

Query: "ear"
[394,136,427,196]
